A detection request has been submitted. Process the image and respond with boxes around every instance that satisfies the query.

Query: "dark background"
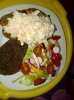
[56,0,74,99]
[59,0,74,45]
[59,0,74,34]
[58,0,74,99]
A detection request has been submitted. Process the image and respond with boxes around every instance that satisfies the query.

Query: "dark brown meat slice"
[0,39,28,75]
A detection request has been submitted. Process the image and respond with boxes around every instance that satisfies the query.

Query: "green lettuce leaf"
[22,46,34,64]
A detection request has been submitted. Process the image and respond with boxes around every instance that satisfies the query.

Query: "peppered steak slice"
[0,39,28,75]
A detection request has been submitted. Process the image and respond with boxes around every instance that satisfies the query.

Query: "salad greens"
[12,35,62,86]
[22,45,35,64]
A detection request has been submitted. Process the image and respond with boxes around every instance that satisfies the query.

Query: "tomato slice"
[33,44,43,56]
[51,35,61,40]
[34,78,46,86]
[21,62,30,75]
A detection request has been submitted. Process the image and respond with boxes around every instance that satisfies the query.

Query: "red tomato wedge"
[57,53,62,60]
[51,35,61,40]
[34,78,46,86]
[51,52,62,67]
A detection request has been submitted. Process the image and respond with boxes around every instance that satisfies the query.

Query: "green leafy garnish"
[19,76,34,86]
[12,75,24,83]
[22,46,35,64]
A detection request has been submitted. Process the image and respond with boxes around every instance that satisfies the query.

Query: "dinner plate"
[0,0,73,99]
[0,4,66,91]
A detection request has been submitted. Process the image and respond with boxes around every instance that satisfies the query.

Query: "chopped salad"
[12,35,62,86]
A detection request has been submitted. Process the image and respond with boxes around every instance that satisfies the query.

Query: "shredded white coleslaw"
[3,10,55,45]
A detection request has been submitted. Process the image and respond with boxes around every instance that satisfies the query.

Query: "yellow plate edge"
[0,0,73,99]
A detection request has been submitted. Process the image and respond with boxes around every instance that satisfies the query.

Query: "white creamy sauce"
[3,10,55,46]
